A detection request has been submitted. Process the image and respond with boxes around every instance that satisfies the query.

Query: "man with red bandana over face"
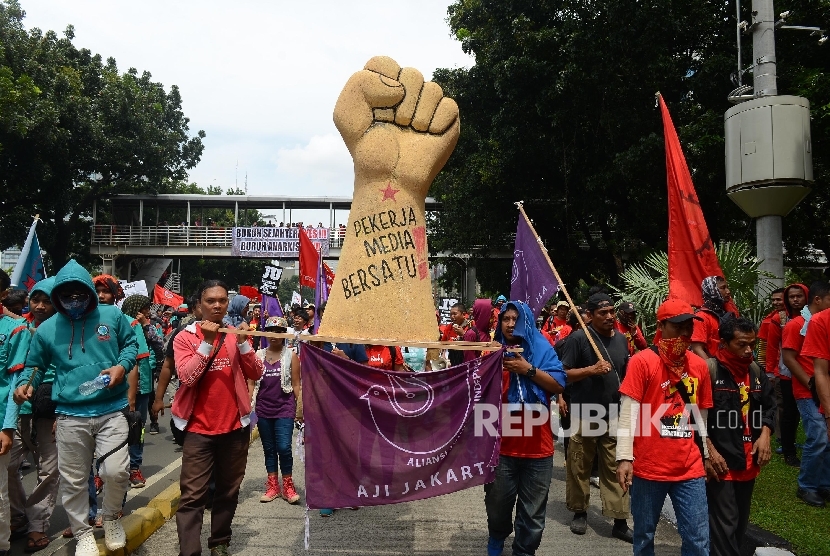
[617,298,713,556]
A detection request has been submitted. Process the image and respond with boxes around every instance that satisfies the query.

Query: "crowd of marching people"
[0,260,828,556]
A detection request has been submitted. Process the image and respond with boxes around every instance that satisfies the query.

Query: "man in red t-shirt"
[781,281,830,508]
[760,283,807,467]
[440,302,468,342]
[172,280,264,556]
[756,288,785,371]
[365,344,405,371]
[705,317,775,556]
[801,306,830,506]
[485,301,566,556]
[617,298,713,556]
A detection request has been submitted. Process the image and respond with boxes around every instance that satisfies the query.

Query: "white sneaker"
[75,533,100,556]
[103,518,126,550]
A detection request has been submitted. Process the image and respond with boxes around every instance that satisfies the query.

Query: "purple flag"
[259,294,283,349]
[301,345,503,509]
[313,249,328,333]
[510,214,559,319]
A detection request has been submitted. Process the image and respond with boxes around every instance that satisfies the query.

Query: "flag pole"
[514,202,605,362]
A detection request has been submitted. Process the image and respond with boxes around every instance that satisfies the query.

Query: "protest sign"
[231,226,329,258]
[119,280,149,298]
[260,265,283,297]
[437,297,460,325]
[301,345,502,509]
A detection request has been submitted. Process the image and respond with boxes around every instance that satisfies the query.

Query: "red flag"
[659,95,724,307]
[298,228,319,288]
[323,262,334,295]
[153,284,185,308]
[239,285,261,303]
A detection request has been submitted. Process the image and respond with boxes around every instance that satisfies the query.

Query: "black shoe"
[817,488,830,502]
[570,512,588,535]
[784,455,801,467]
[149,422,160,435]
[612,520,634,544]
[797,488,826,508]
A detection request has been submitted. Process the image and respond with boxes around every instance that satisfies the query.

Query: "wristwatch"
[526,365,537,378]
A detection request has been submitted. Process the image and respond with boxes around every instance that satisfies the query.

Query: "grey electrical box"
[724,95,813,217]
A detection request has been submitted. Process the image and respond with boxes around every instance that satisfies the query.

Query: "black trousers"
[706,478,755,556]
[779,379,799,456]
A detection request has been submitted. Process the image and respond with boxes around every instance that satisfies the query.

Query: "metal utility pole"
[724,0,814,289]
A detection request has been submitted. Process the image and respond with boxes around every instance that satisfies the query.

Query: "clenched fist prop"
[318,56,460,342]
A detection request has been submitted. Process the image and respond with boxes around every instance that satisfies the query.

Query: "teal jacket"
[0,313,30,430]
[20,260,138,417]
[130,320,154,395]
[20,277,57,416]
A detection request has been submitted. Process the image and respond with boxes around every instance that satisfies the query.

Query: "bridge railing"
[91,225,347,248]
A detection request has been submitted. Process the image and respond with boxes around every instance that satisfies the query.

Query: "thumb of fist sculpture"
[318,56,460,342]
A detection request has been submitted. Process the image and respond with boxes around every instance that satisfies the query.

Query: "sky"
[18,0,473,225]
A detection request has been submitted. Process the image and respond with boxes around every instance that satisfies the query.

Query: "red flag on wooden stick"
[659,94,724,307]
[153,284,184,308]
[298,228,320,288]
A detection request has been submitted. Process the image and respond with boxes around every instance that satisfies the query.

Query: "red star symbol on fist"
[379,182,400,201]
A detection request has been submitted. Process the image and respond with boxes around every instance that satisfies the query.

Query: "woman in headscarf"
[691,276,739,359]
[224,295,251,327]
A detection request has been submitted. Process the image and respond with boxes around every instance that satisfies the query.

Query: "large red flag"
[659,94,724,307]
[298,228,320,288]
[153,284,185,308]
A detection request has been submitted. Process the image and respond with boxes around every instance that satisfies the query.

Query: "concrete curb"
[98,426,261,554]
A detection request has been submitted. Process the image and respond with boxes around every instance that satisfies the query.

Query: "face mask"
[59,297,91,320]
[657,335,691,378]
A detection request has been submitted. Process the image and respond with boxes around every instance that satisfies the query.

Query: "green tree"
[0,0,205,268]
[431,0,830,293]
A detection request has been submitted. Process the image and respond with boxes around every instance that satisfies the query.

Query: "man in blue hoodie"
[14,260,138,556]
[0,268,30,556]
[485,300,566,556]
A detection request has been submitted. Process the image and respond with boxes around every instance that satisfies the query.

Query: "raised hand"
[321,56,461,343]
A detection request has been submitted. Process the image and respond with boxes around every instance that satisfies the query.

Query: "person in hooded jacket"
[0,269,30,556]
[462,299,493,363]
[14,260,138,556]
[223,295,250,328]
[758,283,807,467]
[7,277,59,552]
[485,301,566,556]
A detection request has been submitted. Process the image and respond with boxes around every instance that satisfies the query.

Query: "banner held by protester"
[301,344,502,509]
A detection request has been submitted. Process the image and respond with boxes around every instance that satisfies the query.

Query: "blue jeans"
[631,477,708,556]
[129,393,150,469]
[484,455,553,556]
[795,398,830,493]
[87,468,97,521]
[257,417,294,475]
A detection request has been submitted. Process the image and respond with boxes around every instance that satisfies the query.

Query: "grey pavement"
[136,437,683,556]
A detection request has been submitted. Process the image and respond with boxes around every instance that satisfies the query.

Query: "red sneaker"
[282,475,300,504]
[260,476,280,503]
[94,475,104,495]
[129,468,146,488]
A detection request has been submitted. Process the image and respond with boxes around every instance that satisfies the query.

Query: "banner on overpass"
[231,226,329,258]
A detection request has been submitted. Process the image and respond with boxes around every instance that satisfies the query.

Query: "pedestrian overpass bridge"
[89,194,510,293]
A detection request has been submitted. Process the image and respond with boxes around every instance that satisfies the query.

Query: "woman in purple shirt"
[254,317,302,504]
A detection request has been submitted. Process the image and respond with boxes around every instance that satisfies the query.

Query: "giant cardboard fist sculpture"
[318,56,460,342]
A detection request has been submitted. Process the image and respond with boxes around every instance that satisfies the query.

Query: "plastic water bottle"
[78,375,111,396]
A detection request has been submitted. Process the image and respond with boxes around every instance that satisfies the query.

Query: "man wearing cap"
[617,299,713,556]
[543,301,573,342]
[559,293,631,541]
[615,302,647,356]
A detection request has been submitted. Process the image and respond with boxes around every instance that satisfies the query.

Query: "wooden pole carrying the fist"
[217,327,522,352]
[515,202,605,363]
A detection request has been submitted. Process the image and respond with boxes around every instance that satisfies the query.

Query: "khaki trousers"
[565,417,629,519]
[8,415,60,533]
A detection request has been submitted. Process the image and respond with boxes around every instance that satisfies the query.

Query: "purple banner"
[510,215,559,319]
[301,345,504,509]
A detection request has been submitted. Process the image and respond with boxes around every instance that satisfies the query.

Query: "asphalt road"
[7,396,184,556]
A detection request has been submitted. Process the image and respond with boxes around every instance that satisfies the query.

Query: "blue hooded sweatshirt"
[224,295,250,327]
[494,300,566,407]
[20,260,138,417]
[0,307,30,430]
[19,276,57,416]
